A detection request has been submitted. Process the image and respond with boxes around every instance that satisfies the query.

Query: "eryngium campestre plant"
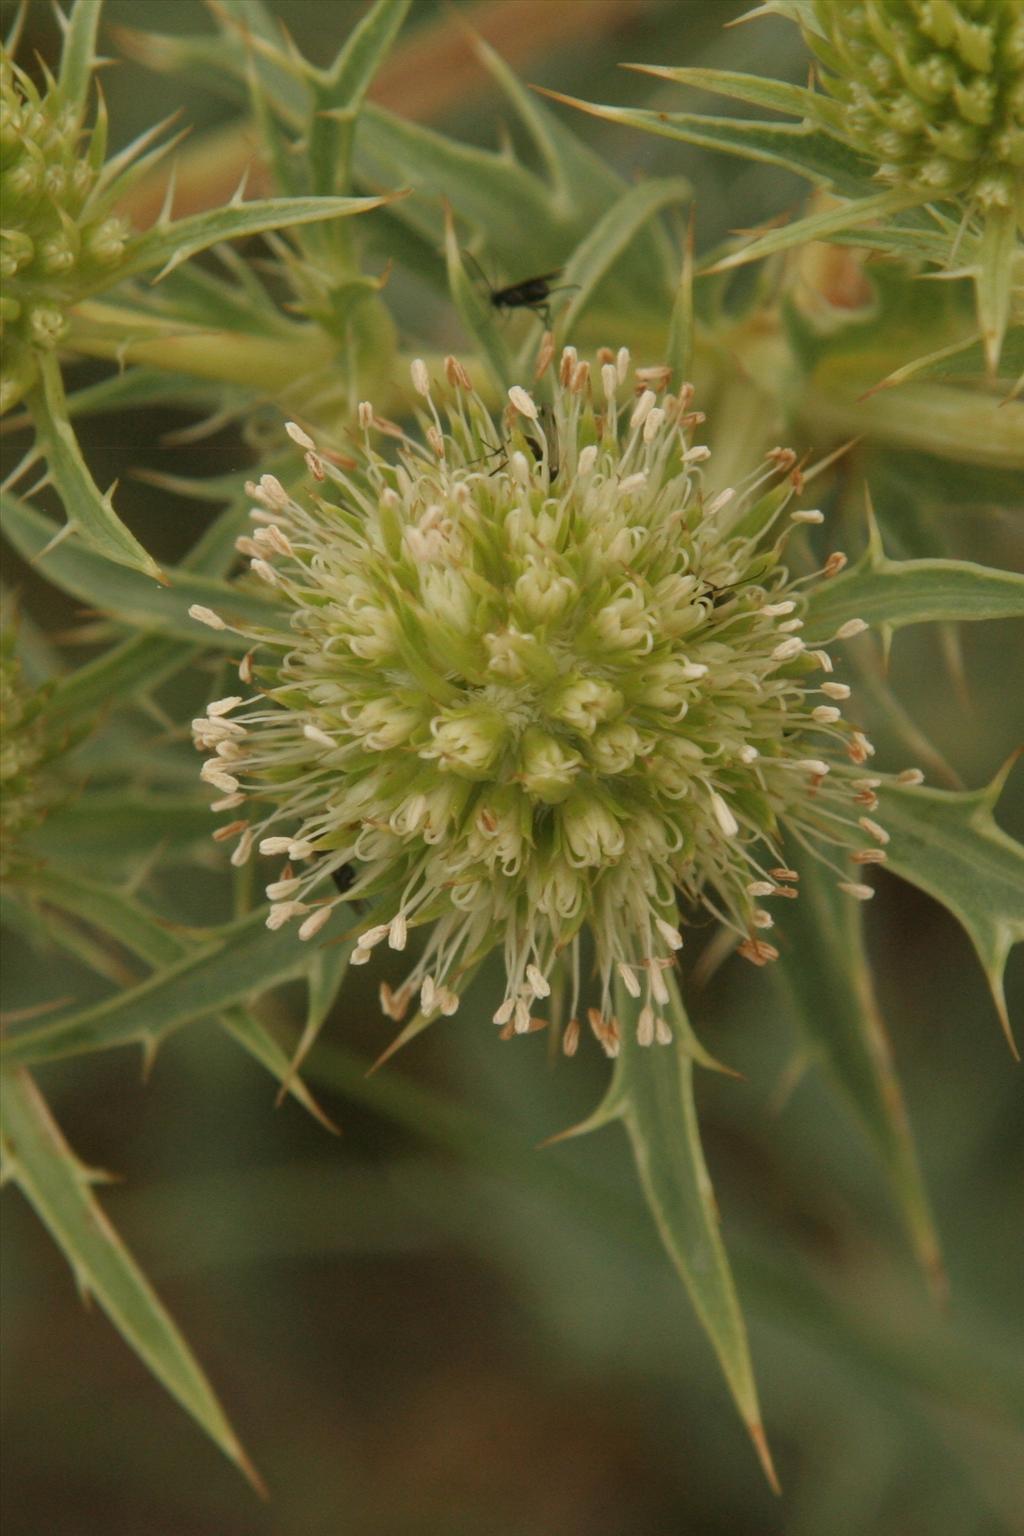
[192,348,912,1052]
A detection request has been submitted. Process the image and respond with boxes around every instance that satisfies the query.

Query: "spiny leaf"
[559,176,692,337]
[535,90,872,197]
[30,793,213,865]
[56,0,103,119]
[25,354,164,582]
[775,856,944,1295]
[803,535,1024,639]
[665,213,695,385]
[879,766,1024,1055]
[0,1069,261,1488]
[118,192,393,284]
[621,63,834,127]
[444,208,513,391]
[310,0,412,195]
[277,940,354,1107]
[0,909,312,1066]
[2,494,275,646]
[22,868,334,1124]
[563,976,777,1491]
[705,187,924,275]
[975,205,1017,376]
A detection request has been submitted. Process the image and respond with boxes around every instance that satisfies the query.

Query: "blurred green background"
[2,2,1022,1533]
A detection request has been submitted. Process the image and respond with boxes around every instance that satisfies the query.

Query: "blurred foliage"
[1,2,1022,1533]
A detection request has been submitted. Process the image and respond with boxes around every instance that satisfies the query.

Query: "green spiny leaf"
[444,208,513,390]
[56,0,102,119]
[880,766,1024,1054]
[775,856,943,1294]
[803,537,1024,639]
[621,63,836,129]
[0,1069,261,1488]
[562,976,777,1491]
[559,176,691,337]
[1,494,275,646]
[706,188,924,276]
[312,0,412,195]
[536,91,872,197]
[976,205,1017,377]
[26,354,164,581]
[0,908,311,1066]
[118,193,392,285]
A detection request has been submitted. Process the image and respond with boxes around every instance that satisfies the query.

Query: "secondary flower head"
[808,0,1024,210]
[765,0,1023,368]
[194,348,893,1053]
[0,47,135,413]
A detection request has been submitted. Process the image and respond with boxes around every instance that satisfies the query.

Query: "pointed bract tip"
[529,84,612,121]
[749,1420,781,1495]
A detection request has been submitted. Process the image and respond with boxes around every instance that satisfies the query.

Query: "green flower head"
[193,350,906,1052]
[0,50,133,413]
[811,0,1024,209]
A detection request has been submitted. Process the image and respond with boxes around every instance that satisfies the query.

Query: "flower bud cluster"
[0,56,132,412]
[809,0,1024,210]
[194,348,906,1052]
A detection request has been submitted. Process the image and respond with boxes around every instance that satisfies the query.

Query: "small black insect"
[464,253,574,328]
[330,863,356,896]
[491,271,565,326]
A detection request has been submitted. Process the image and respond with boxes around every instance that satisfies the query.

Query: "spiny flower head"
[0,51,133,412]
[808,0,1024,210]
[193,348,901,1054]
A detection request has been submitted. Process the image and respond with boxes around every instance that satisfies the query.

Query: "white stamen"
[820,681,851,700]
[711,792,739,837]
[303,724,335,748]
[299,907,334,941]
[617,963,641,998]
[508,385,538,420]
[629,390,657,429]
[285,421,315,449]
[410,358,431,397]
[655,917,684,950]
[526,964,550,998]
[791,509,824,524]
[189,605,226,630]
[838,881,874,901]
[836,618,868,639]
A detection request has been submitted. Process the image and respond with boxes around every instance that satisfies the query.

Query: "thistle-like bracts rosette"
[192,349,920,1053]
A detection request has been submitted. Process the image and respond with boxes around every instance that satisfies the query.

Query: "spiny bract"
[193,348,910,1054]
